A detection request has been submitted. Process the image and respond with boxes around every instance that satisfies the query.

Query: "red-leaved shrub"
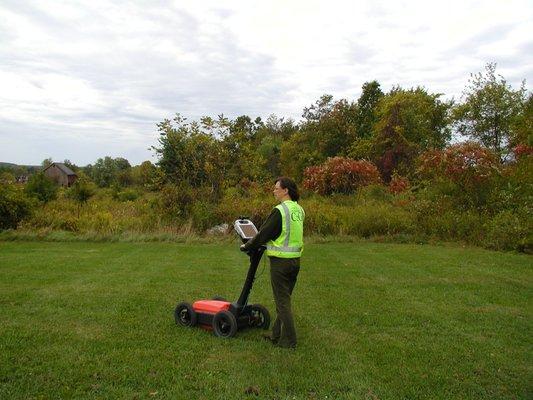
[389,174,410,194]
[416,149,445,180]
[513,143,533,158]
[443,142,499,187]
[417,142,499,188]
[303,157,382,195]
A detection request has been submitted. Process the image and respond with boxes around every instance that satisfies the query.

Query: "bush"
[300,195,414,237]
[416,142,501,210]
[113,187,140,202]
[68,176,96,203]
[303,157,382,195]
[190,200,218,232]
[0,172,15,184]
[8,169,530,253]
[0,184,34,229]
[90,212,117,234]
[24,173,58,203]
[57,216,79,232]
[389,174,410,194]
[357,184,392,202]
[157,182,194,219]
[216,184,273,228]
[340,202,414,237]
[489,157,533,213]
[483,209,532,252]
[298,197,338,235]
[156,183,225,231]
[443,142,499,187]
[513,143,533,158]
[417,142,500,184]
[416,149,445,181]
[420,209,484,242]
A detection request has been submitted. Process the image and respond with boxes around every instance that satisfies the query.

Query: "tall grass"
[10,185,532,252]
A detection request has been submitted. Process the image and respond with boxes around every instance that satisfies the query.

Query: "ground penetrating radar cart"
[174,218,270,338]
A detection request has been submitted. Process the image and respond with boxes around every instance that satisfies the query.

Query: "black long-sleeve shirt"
[242,208,282,251]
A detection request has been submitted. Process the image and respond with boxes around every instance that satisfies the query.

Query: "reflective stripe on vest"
[266,200,304,258]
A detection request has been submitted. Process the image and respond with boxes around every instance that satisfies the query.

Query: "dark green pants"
[269,257,300,348]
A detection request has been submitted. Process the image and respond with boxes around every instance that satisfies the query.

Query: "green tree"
[355,80,384,139]
[63,159,79,172]
[0,171,15,184]
[67,174,96,217]
[24,173,58,203]
[302,94,335,122]
[114,157,131,171]
[280,95,358,181]
[86,156,132,187]
[453,63,528,161]
[153,114,226,198]
[131,161,162,190]
[41,158,53,168]
[0,184,34,229]
[304,96,358,157]
[511,93,533,147]
[249,115,298,180]
[257,135,283,178]
[219,115,266,184]
[364,87,452,182]
[279,130,326,182]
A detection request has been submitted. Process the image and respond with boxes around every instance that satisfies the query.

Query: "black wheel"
[212,310,238,338]
[212,296,227,301]
[174,302,197,327]
[249,304,270,330]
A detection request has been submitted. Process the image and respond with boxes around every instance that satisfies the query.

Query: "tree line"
[151,63,530,193]
[2,63,529,195]
[0,63,531,251]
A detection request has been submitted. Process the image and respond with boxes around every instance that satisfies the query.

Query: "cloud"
[345,42,377,65]
[0,1,297,164]
[440,23,516,61]
[1,0,531,165]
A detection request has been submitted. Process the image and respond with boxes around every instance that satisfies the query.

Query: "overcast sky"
[1,0,531,166]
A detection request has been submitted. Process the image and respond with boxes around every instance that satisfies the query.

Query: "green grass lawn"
[0,241,531,399]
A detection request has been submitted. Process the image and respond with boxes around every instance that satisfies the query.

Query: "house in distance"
[43,162,77,187]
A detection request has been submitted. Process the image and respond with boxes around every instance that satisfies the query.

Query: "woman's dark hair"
[275,176,299,201]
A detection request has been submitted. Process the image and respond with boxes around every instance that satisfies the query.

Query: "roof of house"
[43,162,77,176]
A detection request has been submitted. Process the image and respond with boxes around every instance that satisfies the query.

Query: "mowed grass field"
[0,241,531,400]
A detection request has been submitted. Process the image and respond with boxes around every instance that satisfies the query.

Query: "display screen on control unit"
[240,224,257,238]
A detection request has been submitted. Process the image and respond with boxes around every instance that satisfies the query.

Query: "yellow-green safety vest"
[266,200,305,258]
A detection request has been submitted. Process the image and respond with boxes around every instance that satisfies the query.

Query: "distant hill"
[0,162,41,171]
[0,162,18,168]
